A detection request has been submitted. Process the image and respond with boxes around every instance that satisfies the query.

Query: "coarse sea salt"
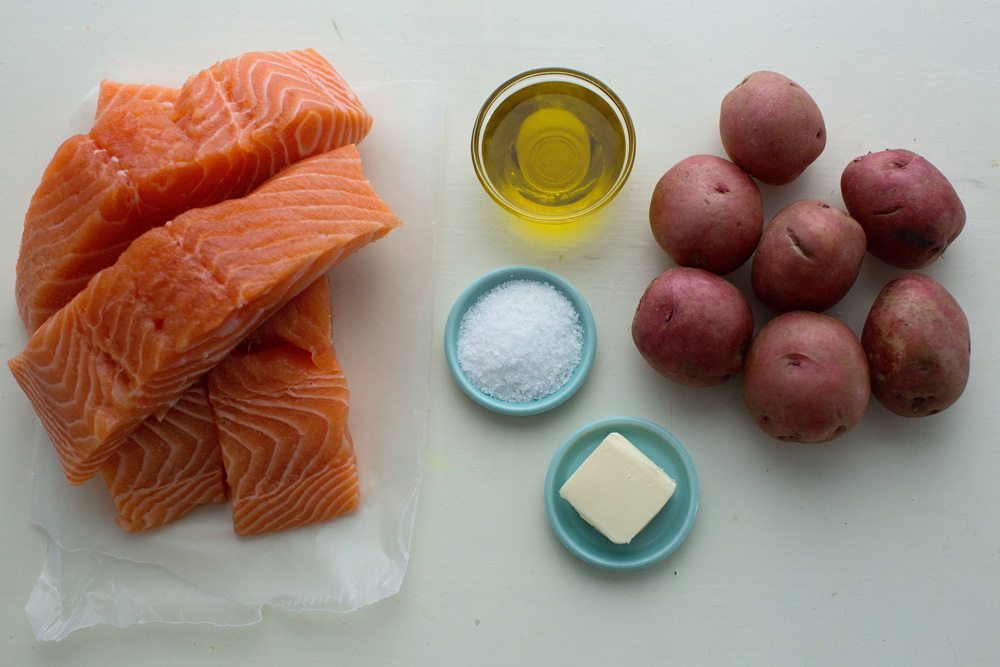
[457,279,584,403]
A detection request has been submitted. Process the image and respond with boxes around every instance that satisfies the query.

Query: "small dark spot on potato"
[816,129,823,139]
[153,317,165,331]
[896,228,935,249]
[834,425,847,435]
[929,408,941,415]
[819,203,830,209]
[778,433,802,442]
[890,155,913,169]
[784,353,808,367]
[663,307,674,323]
[714,183,730,194]
[760,415,770,423]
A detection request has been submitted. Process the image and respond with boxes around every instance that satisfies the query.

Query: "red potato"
[862,274,970,417]
[751,200,867,312]
[631,267,754,387]
[841,149,966,269]
[719,71,826,185]
[649,155,763,275]
[742,311,870,443]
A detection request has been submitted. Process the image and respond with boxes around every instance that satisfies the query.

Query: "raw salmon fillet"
[100,379,227,532]
[16,48,373,333]
[209,278,360,536]
[9,145,401,484]
[105,275,343,534]
[103,272,342,534]
[95,80,346,533]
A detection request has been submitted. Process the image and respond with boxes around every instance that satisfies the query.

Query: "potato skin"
[631,267,754,387]
[649,155,763,275]
[862,274,970,417]
[751,200,866,312]
[841,149,966,269]
[742,312,870,443]
[719,71,826,185]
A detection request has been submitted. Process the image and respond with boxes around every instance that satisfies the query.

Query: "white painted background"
[2,1,998,664]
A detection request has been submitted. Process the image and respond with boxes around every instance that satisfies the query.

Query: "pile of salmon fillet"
[8,49,402,536]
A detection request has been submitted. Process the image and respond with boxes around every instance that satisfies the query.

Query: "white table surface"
[2,1,999,664]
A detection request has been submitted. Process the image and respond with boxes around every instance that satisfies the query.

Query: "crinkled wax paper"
[25,80,444,641]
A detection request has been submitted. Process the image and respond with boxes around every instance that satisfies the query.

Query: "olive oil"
[480,80,628,222]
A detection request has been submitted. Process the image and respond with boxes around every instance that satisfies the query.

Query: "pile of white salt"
[457,279,584,403]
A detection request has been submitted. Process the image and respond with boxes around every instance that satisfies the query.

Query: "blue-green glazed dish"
[544,416,699,571]
[444,265,596,416]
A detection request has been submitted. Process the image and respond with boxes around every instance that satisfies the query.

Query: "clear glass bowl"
[471,68,636,224]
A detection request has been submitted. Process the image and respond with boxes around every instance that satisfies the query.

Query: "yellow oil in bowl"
[473,69,635,224]
[514,107,591,196]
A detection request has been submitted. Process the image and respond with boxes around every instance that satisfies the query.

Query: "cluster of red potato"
[631,71,971,443]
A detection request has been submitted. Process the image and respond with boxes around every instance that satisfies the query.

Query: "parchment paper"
[24,80,444,641]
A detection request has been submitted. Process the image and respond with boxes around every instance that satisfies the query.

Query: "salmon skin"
[209,278,360,536]
[9,145,401,485]
[15,49,372,333]
[100,380,227,532]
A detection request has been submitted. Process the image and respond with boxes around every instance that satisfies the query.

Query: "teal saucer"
[544,416,699,570]
[444,265,596,416]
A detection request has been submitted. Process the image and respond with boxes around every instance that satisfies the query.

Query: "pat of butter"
[559,432,676,545]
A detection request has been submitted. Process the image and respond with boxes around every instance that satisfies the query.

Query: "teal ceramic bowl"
[444,265,596,416]
[544,416,699,570]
